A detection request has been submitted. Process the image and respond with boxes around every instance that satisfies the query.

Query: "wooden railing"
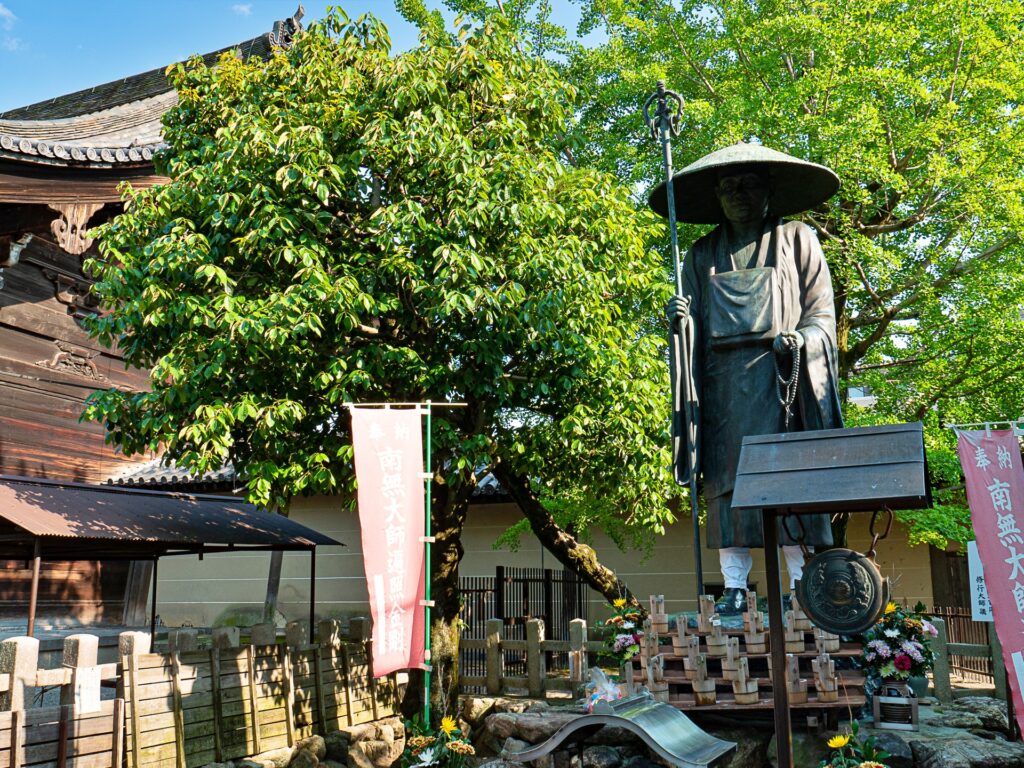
[0,618,401,768]
[459,618,604,698]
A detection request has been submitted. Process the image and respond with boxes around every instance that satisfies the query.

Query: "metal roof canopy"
[0,475,343,640]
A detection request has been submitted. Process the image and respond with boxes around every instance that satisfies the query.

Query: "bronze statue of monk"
[649,142,844,615]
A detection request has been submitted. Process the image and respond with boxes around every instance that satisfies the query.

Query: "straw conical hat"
[648,142,841,224]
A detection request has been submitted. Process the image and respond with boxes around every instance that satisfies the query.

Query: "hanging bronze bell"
[796,548,889,636]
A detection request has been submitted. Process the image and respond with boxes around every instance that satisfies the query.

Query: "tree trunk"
[493,466,638,604]
[425,472,474,721]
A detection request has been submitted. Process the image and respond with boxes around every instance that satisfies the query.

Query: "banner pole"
[424,400,433,726]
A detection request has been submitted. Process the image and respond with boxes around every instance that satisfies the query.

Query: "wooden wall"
[0,234,150,483]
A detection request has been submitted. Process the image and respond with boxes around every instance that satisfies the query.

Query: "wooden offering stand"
[784,610,805,653]
[706,618,728,658]
[814,627,841,653]
[721,636,741,681]
[692,654,717,705]
[812,652,839,703]
[791,593,814,632]
[649,594,669,635]
[786,654,809,704]
[696,595,718,633]
[743,591,768,653]
[732,657,759,705]
[682,635,700,680]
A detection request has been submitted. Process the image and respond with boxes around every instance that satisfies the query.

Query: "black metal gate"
[459,565,589,688]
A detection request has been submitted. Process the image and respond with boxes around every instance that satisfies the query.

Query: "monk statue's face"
[715,168,770,226]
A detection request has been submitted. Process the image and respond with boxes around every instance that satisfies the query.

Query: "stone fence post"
[485,618,503,696]
[527,618,546,698]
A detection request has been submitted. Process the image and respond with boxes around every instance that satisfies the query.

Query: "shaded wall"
[155,495,934,628]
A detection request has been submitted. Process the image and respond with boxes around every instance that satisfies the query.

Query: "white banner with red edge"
[350,407,426,677]
[956,429,1024,734]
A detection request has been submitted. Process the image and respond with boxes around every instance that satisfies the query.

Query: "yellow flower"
[613,598,627,608]
[858,762,887,768]
[827,734,851,750]
[440,716,457,736]
[885,601,898,615]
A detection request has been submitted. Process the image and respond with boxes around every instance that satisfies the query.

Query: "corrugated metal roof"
[0,476,340,559]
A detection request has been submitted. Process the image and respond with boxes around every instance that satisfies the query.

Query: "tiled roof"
[0,9,302,168]
[107,459,511,501]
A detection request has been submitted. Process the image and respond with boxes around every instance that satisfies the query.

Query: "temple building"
[0,9,304,624]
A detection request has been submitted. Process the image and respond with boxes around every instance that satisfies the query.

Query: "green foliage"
[820,720,891,768]
[445,0,1024,548]
[83,10,674,549]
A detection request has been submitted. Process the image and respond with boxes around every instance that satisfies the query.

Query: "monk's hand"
[667,295,690,328]
[773,330,804,354]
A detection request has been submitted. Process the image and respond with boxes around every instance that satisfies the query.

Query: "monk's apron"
[700,231,831,550]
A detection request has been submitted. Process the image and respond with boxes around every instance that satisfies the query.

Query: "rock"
[256,747,295,768]
[710,727,770,768]
[619,756,661,768]
[494,699,533,714]
[322,762,346,768]
[910,736,1024,768]
[927,712,985,730]
[582,745,621,768]
[526,700,552,713]
[344,742,376,768]
[951,696,1009,733]
[869,731,912,768]
[289,749,319,768]
[464,697,498,725]
[236,761,272,768]
[325,731,350,762]
[501,737,531,757]
[296,736,327,761]
[766,731,829,768]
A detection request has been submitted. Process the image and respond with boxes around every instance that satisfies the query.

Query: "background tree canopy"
[84,9,676,704]
[435,0,1024,546]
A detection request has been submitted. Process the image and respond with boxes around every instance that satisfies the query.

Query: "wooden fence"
[930,617,1005,702]
[931,606,995,683]
[0,619,400,768]
[459,618,603,698]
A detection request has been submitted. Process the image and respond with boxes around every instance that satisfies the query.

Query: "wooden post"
[989,622,1008,701]
[9,708,21,768]
[126,653,141,768]
[0,636,39,711]
[495,566,506,625]
[485,618,503,696]
[209,648,223,762]
[245,645,262,753]
[250,623,277,646]
[149,558,159,643]
[56,704,69,768]
[26,540,41,638]
[931,618,953,703]
[61,634,99,710]
[763,508,792,768]
[313,644,329,733]
[526,618,545,698]
[169,652,186,768]
[212,627,240,649]
[569,619,587,698]
[112,698,125,768]
[279,643,296,746]
[340,644,354,727]
[364,641,379,722]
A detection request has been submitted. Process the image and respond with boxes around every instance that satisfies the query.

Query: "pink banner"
[351,407,426,677]
[957,429,1024,733]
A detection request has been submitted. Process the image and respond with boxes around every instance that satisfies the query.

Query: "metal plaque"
[797,548,889,635]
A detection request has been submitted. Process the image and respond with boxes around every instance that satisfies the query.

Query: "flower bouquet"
[819,721,890,768]
[859,601,937,682]
[597,597,643,667]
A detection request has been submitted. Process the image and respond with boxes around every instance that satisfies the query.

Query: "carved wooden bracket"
[36,340,107,381]
[41,267,99,318]
[48,203,103,255]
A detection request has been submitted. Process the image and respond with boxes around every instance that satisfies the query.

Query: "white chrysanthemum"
[884,628,901,638]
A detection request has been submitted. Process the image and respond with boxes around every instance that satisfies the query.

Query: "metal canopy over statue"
[646,98,844,615]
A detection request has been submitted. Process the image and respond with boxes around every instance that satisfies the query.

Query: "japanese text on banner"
[351,407,426,677]
[957,429,1024,734]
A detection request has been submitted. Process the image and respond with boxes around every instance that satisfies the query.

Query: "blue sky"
[0,1,587,114]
